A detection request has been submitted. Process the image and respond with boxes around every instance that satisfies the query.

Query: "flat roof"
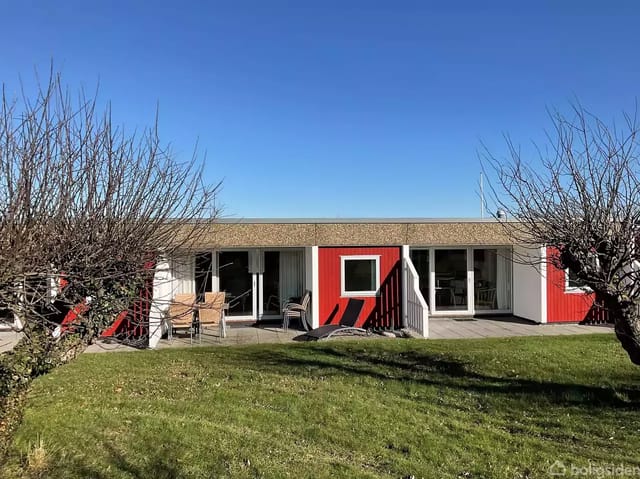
[215,217,505,224]
[181,217,514,248]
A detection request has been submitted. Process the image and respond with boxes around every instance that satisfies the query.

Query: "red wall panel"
[318,246,402,329]
[546,247,596,323]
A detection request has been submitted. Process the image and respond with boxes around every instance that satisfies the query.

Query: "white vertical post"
[467,247,475,315]
[401,245,410,328]
[257,273,264,320]
[248,249,262,321]
[423,304,429,338]
[540,246,548,324]
[211,250,219,292]
[428,248,436,312]
[311,246,320,328]
[148,257,172,349]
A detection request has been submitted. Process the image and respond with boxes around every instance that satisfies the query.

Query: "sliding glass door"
[434,249,470,313]
[260,249,304,319]
[218,251,255,319]
[213,249,304,321]
[409,249,430,308]
[473,248,512,312]
[262,251,281,316]
[408,246,512,316]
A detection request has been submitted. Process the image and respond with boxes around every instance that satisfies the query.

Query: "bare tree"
[0,71,221,457]
[483,103,640,365]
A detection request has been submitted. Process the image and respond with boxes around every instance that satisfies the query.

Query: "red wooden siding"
[546,247,597,323]
[100,281,152,340]
[318,246,402,329]
[101,259,155,341]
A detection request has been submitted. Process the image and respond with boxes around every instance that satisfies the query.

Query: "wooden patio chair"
[199,292,227,339]
[168,293,197,343]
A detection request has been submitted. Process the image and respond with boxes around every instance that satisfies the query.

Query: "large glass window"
[409,249,430,306]
[434,249,468,311]
[341,256,380,296]
[473,248,512,310]
[195,252,213,302]
[262,251,280,315]
[218,251,253,316]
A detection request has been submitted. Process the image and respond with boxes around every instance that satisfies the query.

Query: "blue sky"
[2,1,639,218]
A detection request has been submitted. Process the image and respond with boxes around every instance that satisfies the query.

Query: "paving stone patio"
[0,328,19,354]
[0,317,613,354]
[427,317,612,339]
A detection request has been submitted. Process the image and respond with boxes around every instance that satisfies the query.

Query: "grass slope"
[2,334,640,478]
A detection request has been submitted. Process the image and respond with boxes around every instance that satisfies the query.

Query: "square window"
[565,269,591,293]
[341,256,380,297]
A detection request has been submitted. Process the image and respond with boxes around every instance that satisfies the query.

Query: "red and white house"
[147,218,598,347]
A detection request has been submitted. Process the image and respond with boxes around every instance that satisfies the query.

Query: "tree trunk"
[605,296,640,366]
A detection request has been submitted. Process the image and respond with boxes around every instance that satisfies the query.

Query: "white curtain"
[170,255,195,296]
[279,250,303,304]
[249,249,264,274]
[496,248,512,310]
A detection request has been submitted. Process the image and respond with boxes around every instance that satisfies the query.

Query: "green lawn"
[2,334,640,478]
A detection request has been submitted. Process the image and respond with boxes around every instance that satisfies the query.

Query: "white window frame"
[340,255,380,297]
[565,269,592,294]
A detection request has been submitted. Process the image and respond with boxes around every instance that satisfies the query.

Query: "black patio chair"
[304,298,369,340]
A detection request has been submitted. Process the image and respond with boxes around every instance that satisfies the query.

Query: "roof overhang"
[181,217,515,249]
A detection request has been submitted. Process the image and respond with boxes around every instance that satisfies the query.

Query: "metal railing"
[404,256,429,337]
